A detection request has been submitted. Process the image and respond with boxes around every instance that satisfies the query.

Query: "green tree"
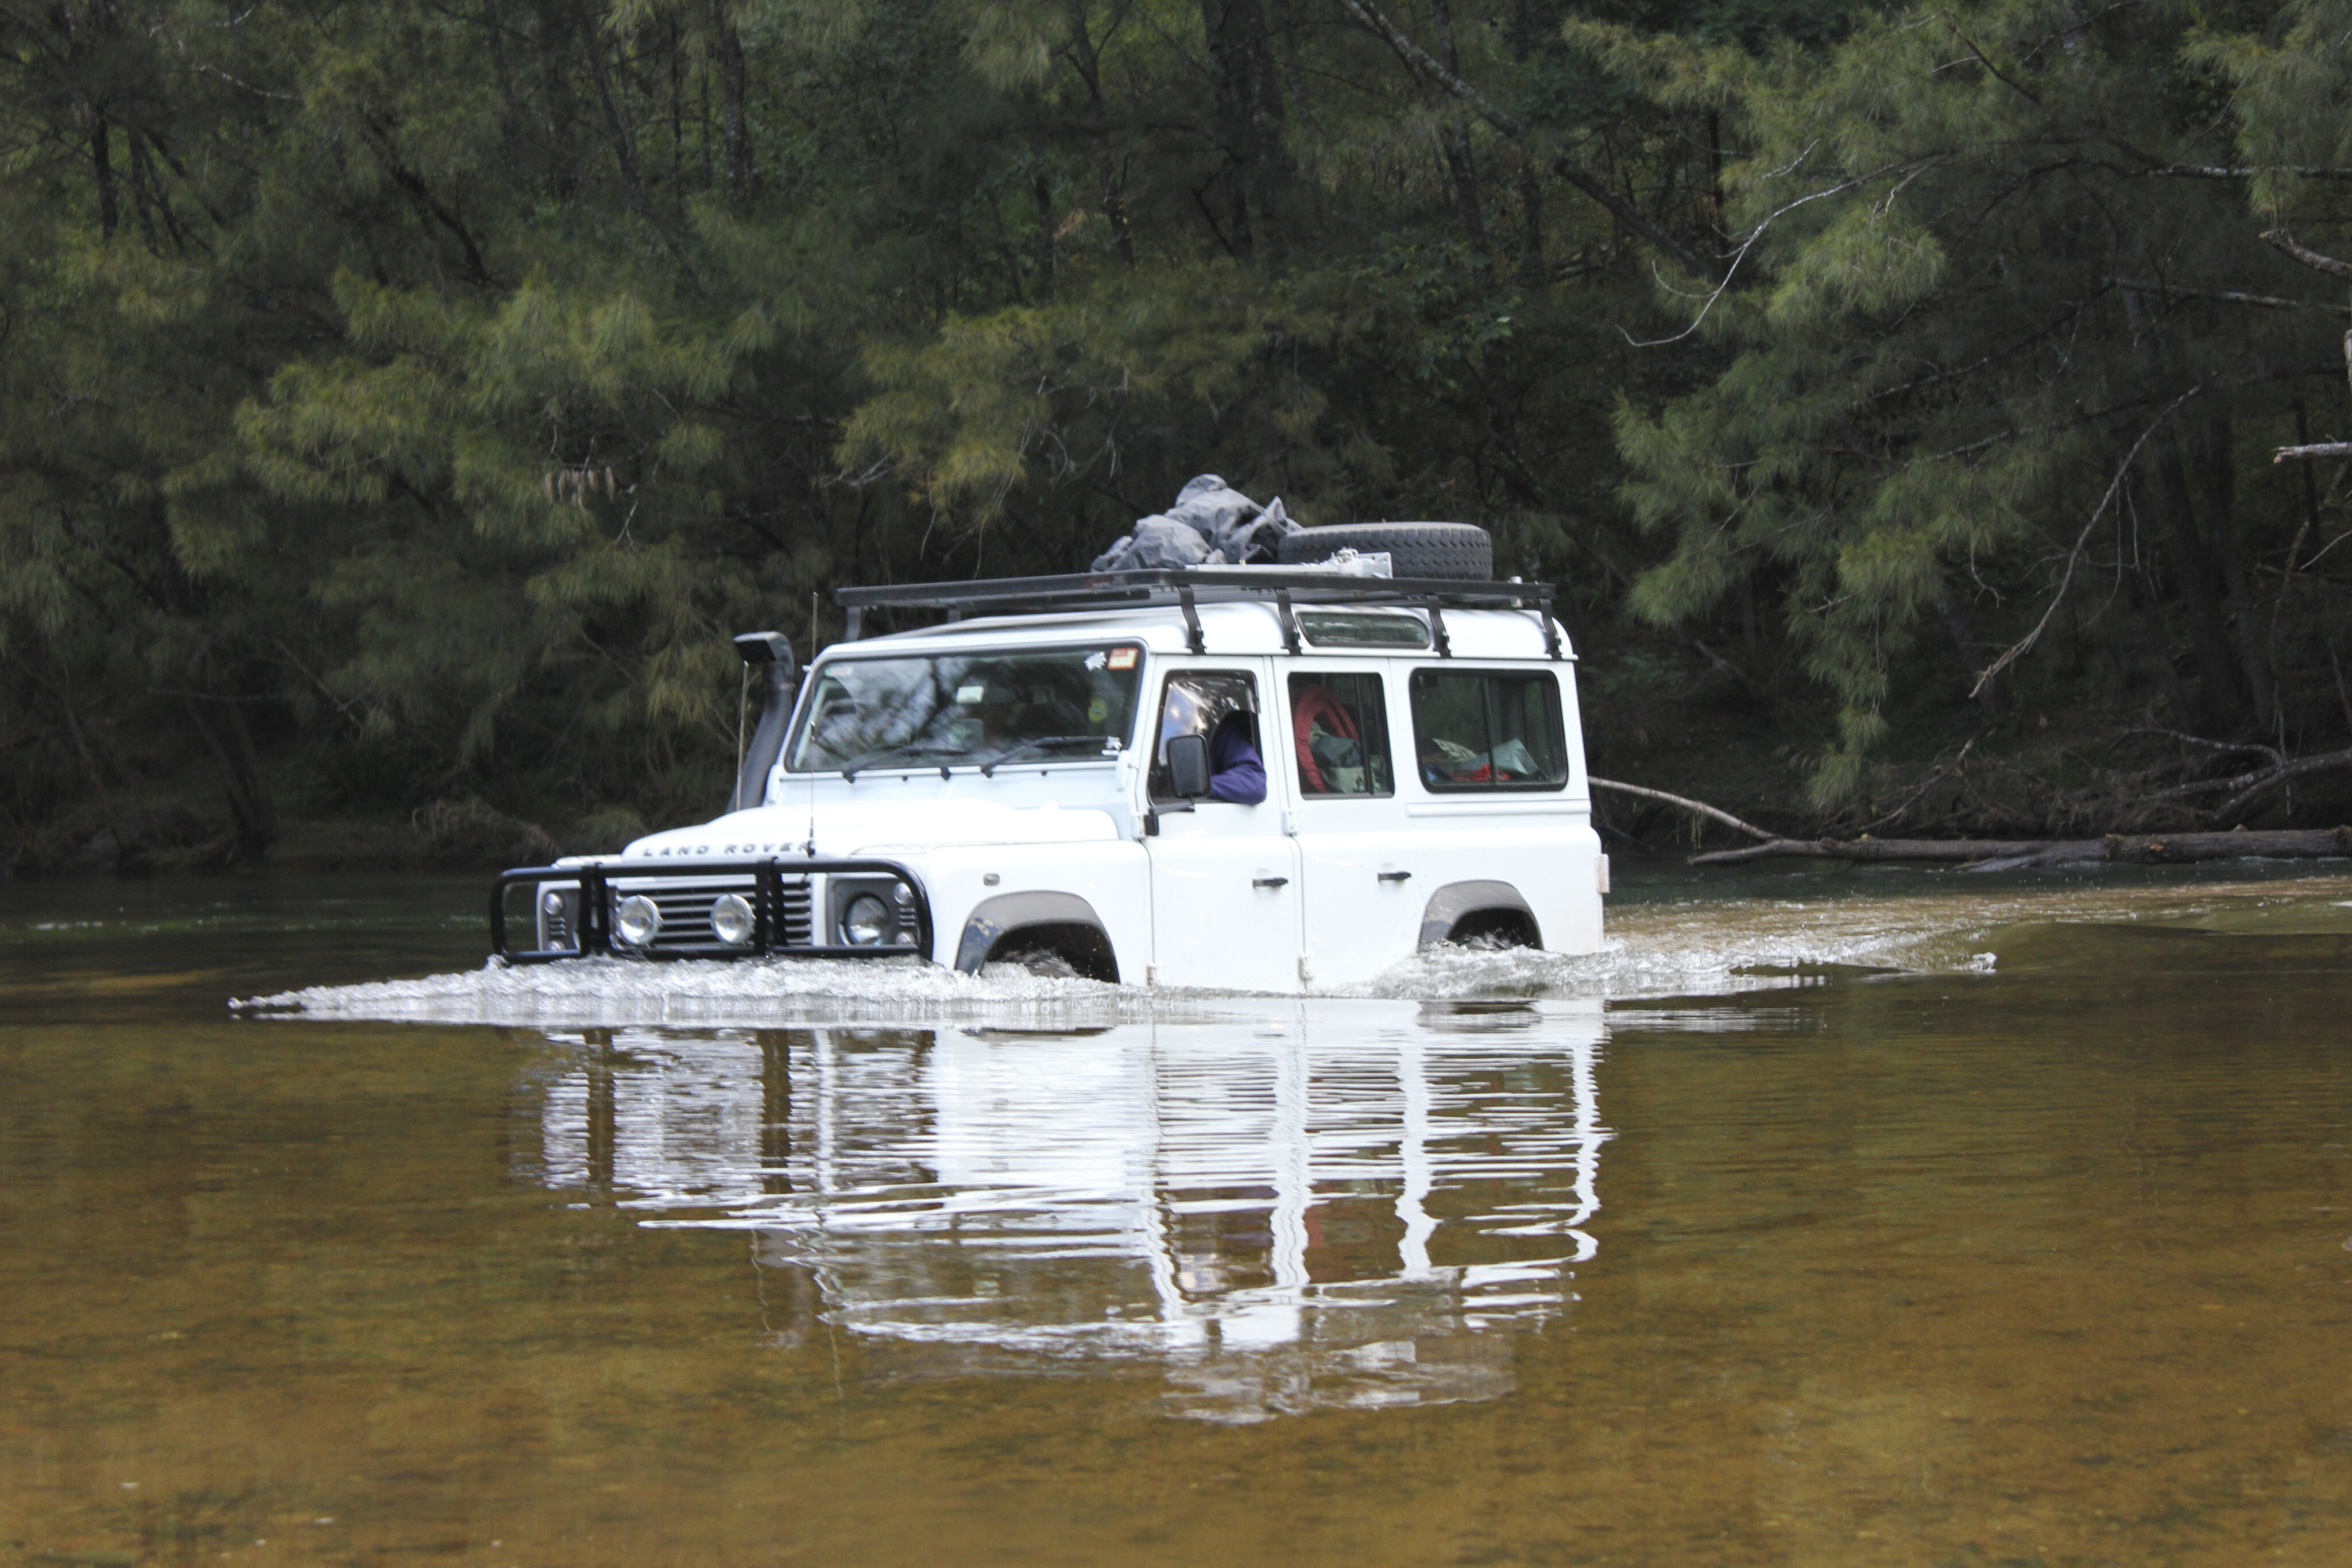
[1587,0,2352,802]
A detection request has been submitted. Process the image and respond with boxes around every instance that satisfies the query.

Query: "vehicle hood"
[620,799,1122,861]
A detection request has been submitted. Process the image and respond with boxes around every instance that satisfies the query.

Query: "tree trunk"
[1067,11,1135,266]
[710,0,752,208]
[1935,582,2004,715]
[1031,167,1055,301]
[532,0,582,198]
[2145,429,2252,727]
[186,694,280,860]
[585,29,648,216]
[1428,0,1490,281]
[1516,160,1545,283]
[91,109,117,238]
[1200,0,1291,268]
[2189,412,2278,725]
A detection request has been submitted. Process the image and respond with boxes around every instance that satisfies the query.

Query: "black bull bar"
[489,857,933,963]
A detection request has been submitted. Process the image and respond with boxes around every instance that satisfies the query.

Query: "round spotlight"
[841,893,892,946]
[540,890,567,917]
[614,894,662,947]
[891,882,915,907]
[710,892,756,946]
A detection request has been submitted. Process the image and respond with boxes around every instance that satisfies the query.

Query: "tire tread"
[1276,522,1493,580]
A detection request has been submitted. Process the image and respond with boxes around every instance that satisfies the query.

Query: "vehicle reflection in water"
[526,1000,1610,1422]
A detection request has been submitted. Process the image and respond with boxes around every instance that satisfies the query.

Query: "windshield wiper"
[978,736,1115,777]
[838,742,963,781]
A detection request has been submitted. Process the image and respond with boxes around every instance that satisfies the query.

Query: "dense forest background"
[6,0,2352,873]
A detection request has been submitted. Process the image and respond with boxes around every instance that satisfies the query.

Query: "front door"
[1144,663,1302,991]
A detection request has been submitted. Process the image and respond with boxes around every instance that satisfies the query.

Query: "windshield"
[786,644,1145,774]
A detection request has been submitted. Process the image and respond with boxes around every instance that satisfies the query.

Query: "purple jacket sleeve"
[1207,717,1268,804]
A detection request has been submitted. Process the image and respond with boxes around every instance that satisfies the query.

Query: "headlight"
[841,893,892,946]
[710,892,756,946]
[614,894,662,946]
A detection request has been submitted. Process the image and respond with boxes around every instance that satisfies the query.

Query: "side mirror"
[1166,732,1211,799]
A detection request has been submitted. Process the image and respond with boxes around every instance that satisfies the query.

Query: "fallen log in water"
[1688,827,2352,871]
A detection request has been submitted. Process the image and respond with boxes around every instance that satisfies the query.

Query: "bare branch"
[1551,160,1711,275]
[2124,726,2283,767]
[1327,0,1711,274]
[2147,165,2352,180]
[1326,0,1523,135]
[2111,277,2350,313]
[2215,748,2352,820]
[1970,383,2206,697]
[2274,442,2352,463]
[2262,227,2352,280]
[1856,739,1974,834]
[1589,776,1778,842]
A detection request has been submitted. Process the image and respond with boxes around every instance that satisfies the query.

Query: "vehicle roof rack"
[834,567,1562,659]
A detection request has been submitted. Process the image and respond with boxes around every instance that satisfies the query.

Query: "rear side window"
[1287,673,1393,796]
[1408,670,1568,791]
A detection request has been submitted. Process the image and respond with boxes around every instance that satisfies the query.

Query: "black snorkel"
[730,631,800,812]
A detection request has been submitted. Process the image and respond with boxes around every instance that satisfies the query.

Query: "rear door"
[1396,664,1581,949]
[1143,661,1302,991]
[1279,665,1420,987]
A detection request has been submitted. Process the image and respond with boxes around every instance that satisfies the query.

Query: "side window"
[1287,673,1394,797]
[1408,670,1569,792]
[1150,671,1261,800]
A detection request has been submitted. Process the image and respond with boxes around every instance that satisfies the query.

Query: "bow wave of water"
[231,869,2352,1024]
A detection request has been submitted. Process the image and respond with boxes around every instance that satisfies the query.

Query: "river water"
[5,864,2351,1565]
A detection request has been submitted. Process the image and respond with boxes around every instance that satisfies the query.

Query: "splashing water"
[234,954,1139,1027]
[233,870,2352,1024]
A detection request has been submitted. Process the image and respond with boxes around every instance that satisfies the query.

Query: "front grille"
[494,857,924,964]
[780,880,814,945]
[616,876,813,951]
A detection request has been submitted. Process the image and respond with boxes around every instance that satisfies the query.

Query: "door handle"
[1252,876,1290,889]
[1378,870,1413,882]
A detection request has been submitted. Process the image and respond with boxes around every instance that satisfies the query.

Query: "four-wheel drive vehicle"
[490,557,1606,992]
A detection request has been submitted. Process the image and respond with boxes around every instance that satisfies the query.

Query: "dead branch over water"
[1686,827,2352,871]
[1587,778,1777,843]
[1593,738,2352,870]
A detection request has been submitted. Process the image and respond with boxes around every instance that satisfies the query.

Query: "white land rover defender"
[490,531,1606,992]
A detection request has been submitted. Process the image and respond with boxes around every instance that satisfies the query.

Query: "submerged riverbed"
[4,864,2351,1565]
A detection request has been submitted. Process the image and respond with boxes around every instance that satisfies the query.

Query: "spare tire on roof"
[1276,521,1492,580]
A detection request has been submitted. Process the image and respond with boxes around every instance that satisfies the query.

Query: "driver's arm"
[1206,718,1267,804]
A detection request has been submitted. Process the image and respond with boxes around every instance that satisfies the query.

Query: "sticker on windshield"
[955,684,986,703]
[1106,647,1138,670]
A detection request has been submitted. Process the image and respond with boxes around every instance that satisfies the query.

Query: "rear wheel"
[1447,909,1538,948]
[1278,521,1493,580]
